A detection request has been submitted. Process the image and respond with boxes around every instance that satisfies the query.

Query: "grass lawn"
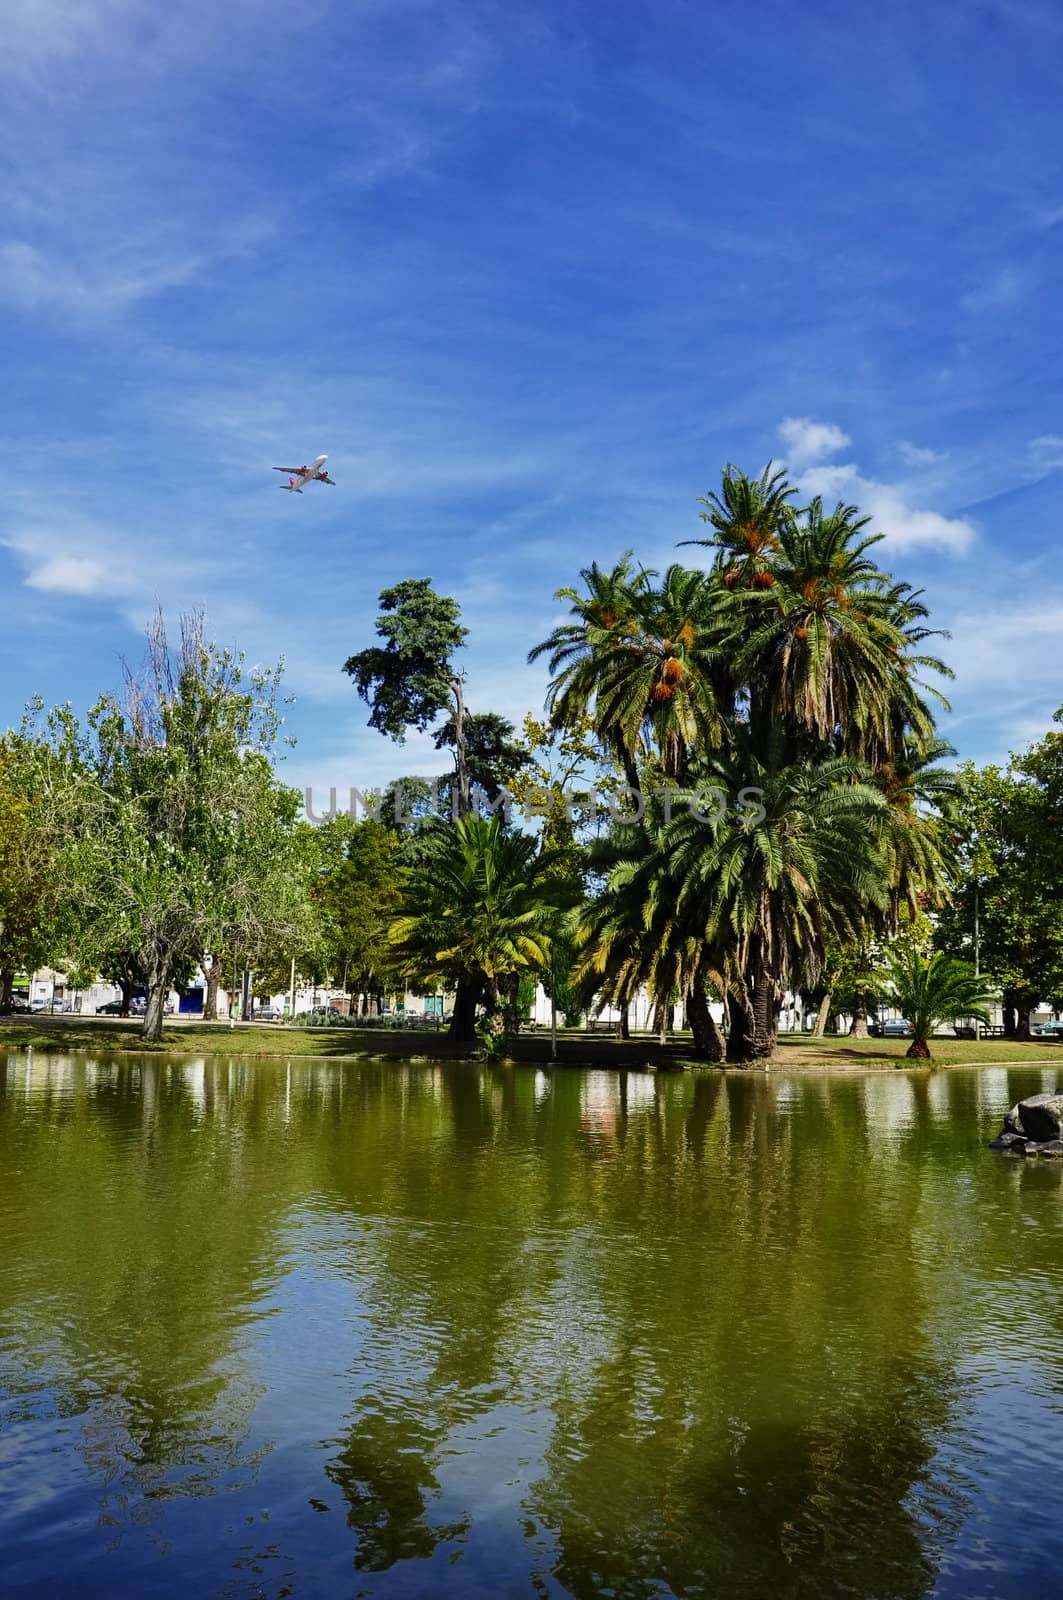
[3,1015,1063,1070]
[773,1032,1063,1066]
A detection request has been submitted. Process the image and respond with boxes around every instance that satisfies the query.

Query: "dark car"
[879,1018,913,1037]
[96,1001,127,1015]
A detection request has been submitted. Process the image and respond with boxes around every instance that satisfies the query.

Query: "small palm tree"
[390,816,574,1044]
[884,950,993,1059]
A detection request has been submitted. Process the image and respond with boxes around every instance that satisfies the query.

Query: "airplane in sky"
[273,455,336,493]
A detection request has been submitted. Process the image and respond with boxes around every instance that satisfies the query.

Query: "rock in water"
[992,1094,1063,1154]
[1004,1093,1063,1141]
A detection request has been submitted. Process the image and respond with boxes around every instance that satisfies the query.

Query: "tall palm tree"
[885,950,993,1060]
[528,555,653,791]
[729,499,919,759]
[390,816,574,1044]
[685,462,797,582]
[876,737,960,920]
[530,561,725,788]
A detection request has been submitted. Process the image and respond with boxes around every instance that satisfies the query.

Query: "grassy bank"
[2,1015,1062,1070]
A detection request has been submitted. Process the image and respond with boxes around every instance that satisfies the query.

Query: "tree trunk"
[906,1037,932,1060]
[1016,1004,1032,1041]
[448,973,480,1046]
[451,675,471,820]
[728,951,778,1064]
[751,971,778,1059]
[0,969,12,1012]
[142,968,169,1042]
[614,999,630,1040]
[502,974,521,1035]
[1003,990,1018,1039]
[118,972,134,1017]
[849,991,869,1038]
[203,955,220,1022]
[812,993,831,1038]
[725,993,754,1063]
[686,987,725,1063]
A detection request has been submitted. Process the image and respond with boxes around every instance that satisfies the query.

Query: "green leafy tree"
[312,814,406,1011]
[49,612,308,1041]
[938,753,1063,1037]
[344,579,472,815]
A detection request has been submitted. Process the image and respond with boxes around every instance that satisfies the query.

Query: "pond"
[1,1054,1062,1598]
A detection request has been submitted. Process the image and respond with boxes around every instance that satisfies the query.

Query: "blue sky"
[2,0,1061,795]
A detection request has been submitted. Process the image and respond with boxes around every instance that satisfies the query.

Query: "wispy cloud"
[897,440,947,468]
[960,264,1031,315]
[1028,435,1063,472]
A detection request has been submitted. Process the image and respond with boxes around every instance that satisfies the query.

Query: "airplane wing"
[322,473,336,485]
[273,466,302,473]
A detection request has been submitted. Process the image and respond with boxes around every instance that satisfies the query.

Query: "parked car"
[96,1001,126,1015]
[30,998,49,1012]
[879,1018,913,1037]
[253,1006,283,1023]
[5,998,32,1014]
[1036,1021,1063,1039]
[302,1006,343,1024]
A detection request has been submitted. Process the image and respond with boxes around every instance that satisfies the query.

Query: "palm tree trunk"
[812,993,831,1037]
[614,999,630,1040]
[751,972,778,1059]
[906,1037,932,1060]
[448,974,480,1045]
[849,990,869,1038]
[686,987,724,1063]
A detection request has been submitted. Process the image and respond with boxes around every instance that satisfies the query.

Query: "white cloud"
[25,555,107,594]
[897,440,947,468]
[797,462,975,554]
[1028,435,1063,472]
[777,416,850,470]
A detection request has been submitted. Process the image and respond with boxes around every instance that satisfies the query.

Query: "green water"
[2,1054,1062,1599]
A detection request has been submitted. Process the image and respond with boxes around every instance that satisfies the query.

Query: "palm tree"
[574,819,727,1058]
[876,737,960,921]
[528,555,652,791]
[390,816,574,1044]
[530,560,725,789]
[663,748,890,1060]
[685,462,797,581]
[884,950,993,1060]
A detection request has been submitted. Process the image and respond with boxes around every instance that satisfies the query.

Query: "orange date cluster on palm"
[652,681,675,702]
[661,657,684,683]
[752,571,775,589]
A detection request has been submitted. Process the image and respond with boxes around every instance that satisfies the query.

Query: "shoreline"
[2,1017,1061,1072]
